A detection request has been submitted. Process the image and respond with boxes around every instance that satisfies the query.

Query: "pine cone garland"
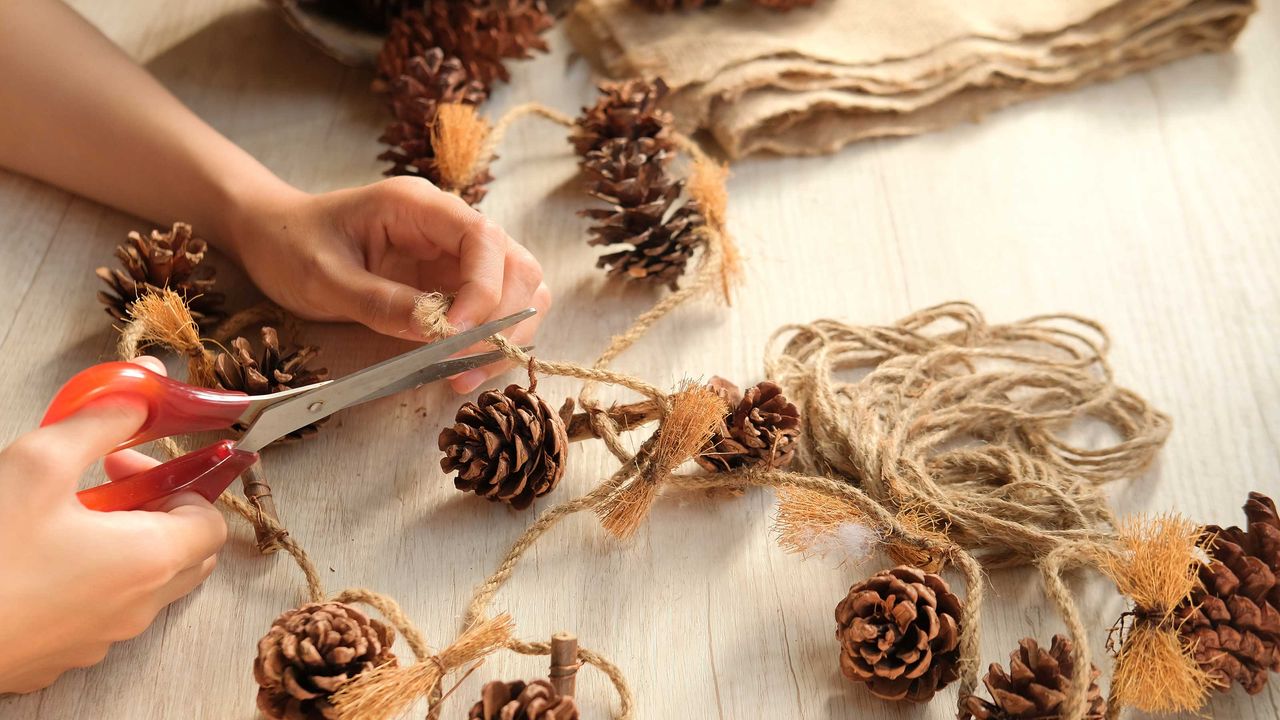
[214,327,330,443]
[960,635,1105,720]
[439,384,570,510]
[379,48,492,204]
[835,565,963,702]
[468,679,579,720]
[571,79,676,159]
[254,602,397,720]
[95,222,224,328]
[696,378,800,472]
[1177,491,1280,694]
[580,137,706,288]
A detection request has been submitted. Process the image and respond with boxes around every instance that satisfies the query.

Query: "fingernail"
[450,318,474,333]
[454,369,486,394]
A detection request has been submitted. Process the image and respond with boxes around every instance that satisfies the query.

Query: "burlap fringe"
[431,103,492,194]
[122,288,215,387]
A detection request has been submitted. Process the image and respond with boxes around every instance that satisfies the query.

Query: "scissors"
[40,308,537,512]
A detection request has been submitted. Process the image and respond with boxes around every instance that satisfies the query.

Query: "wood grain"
[1,1,1277,718]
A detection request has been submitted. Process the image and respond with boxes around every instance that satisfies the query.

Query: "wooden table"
[2,1,1277,718]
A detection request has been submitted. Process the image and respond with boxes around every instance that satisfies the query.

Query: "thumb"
[326,270,426,340]
[13,393,149,501]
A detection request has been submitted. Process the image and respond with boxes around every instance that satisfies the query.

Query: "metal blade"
[236,308,535,452]
[351,345,532,406]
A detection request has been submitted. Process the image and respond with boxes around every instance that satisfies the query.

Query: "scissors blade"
[351,345,532,406]
[235,308,535,452]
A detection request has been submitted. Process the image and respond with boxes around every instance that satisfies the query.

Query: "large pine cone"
[440,384,570,510]
[960,635,1105,720]
[696,378,800,472]
[254,602,397,720]
[580,137,706,289]
[571,79,676,159]
[95,222,224,328]
[835,565,963,702]
[379,47,492,204]
[468,679,579,720]
[1177,491,1280,694]
[213,326,330,443]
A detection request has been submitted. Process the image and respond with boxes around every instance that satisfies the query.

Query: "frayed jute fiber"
[113,101,1201,720]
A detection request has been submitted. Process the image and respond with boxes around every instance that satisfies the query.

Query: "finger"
[451,282,551,394]
[376,179,507,331]
[103,448,160,481]
[128,355,167,377]
[153,554,217,608]
[143,492,227,567]
[325,269,425,340]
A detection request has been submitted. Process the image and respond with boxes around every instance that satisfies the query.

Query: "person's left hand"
[222,177,551,394]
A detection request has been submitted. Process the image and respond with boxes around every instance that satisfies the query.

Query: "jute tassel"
[412,292,457,339]
[774,486,880,562]
[596,382,727,538]
[431,104,492,196]
[120,288,216,387]
[686,158,742,306]
[332,613,515,720]
[1095,514,1214,715]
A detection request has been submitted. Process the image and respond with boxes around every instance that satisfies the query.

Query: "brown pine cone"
[632,0,722,11]
[835,565,963,702]
[1177,491,1280,694]
[95,222,224,328]
[439,384,569,510]
[213,326,330,443]
[960,635,1105,720]
[379,48,492,204]
[696,378,799,472]
[752,0,817,9]
[468,679,579,720]
[254,602,396,720]
[580,137,706,289]
[571,78,676,159]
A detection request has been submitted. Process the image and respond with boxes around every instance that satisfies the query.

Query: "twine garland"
[110,100,1193,720]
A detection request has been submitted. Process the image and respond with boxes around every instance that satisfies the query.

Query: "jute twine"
[110,101,1183,720]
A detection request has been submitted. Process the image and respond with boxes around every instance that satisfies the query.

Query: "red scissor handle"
[41,361,252,452]
[76,440,259,511]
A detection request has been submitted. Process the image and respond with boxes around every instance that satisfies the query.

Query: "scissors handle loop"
[41,362,252,452]
[76,440,259,511]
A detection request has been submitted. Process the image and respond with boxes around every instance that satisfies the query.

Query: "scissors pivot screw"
[308,401,324,412]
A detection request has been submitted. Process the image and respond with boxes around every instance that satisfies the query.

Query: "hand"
[0,357,226,694]
[223,177,552,394]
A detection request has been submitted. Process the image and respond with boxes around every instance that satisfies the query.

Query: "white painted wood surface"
[1,1,1277,718]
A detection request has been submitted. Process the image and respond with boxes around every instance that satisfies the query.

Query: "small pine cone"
[439,384,569,510]
[835,565,963,702]
[571,78,676,159]
[580,137,706,289]
[752,0,817,9]
[95,222,224,328]
[379,48,492,204]
[253,602,396,720]
[1177,491,1280,694]
[468,679,579,720]
[960,635,1105,720]
[696,378,799,472]
[213,327,330,443]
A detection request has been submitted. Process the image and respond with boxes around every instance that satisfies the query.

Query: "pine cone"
[631,0,722,11]
[960,635,1105,720]
[580,137,706,289]
[696,378,800,472]
[439,384,569,510]
[1177,491,1280,694]
[213,327,330,443]
[752,0,817,9]
[835,565,963,702]
[379,48,492,204]
[468,679,579,720]
[571,78,676,159]
[254,602,397,720]
[95,222,224,328]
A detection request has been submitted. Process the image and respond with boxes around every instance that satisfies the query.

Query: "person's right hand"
[0,357,226,694]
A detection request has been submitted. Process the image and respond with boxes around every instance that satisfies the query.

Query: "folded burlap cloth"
[567,0,1256,157]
